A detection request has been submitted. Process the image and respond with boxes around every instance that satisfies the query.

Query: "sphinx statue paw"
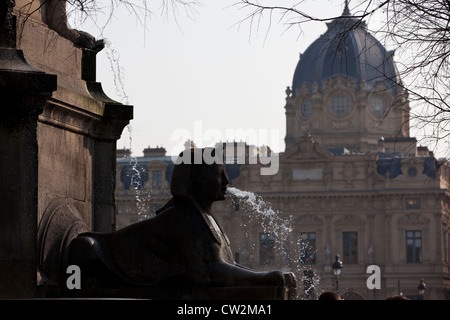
[267,270,285,287]
[76,30,105,51]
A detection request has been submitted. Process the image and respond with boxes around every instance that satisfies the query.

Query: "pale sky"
[70,0,447,158]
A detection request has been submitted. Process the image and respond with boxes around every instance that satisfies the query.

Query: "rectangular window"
[342,232,358,264]
[406,230,422,263]
[300,232,316,264]
[259,233,275,265]
[152,170,162,189]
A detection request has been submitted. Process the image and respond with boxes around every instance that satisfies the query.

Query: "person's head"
[318,291,341,300]
[386,295,409,300]
[171,147,230,205]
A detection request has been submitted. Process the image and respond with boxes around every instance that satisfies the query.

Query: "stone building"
[211,7,450,300]
[115,6,450,299]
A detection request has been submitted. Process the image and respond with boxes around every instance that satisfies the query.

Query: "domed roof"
[292,7,400,97]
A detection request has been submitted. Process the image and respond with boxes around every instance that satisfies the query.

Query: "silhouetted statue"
[66,147,296,299]
[39,0,103,50]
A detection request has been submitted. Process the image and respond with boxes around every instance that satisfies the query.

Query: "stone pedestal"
[66,284,297,300]
[0,8,57,298]
[0,3,132,298]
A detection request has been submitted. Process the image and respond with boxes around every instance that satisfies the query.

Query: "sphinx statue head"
[160,147,228,213]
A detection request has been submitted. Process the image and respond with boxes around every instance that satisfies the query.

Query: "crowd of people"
[318,291,410,300]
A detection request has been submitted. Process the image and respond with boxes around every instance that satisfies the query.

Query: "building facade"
[115,6,450,299]
[115,146,174,230]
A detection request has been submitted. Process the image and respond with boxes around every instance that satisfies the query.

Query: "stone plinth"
[65,284,297,300]
[0,3,132,298]
[0,8,57,298]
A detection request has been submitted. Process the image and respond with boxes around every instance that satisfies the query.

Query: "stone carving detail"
[285,86,292,98]
[397,213,430,226]
[283,133,332,160]
[295,214,323,225]
[335,214,366,226]
[322,75,355,91]
[341,163,357,186]
[37,199,90,286]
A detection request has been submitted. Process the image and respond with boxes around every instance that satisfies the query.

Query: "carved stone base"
[67,285,295,300]
[61,234,297,300]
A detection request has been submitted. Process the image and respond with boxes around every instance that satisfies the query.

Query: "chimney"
[117,148,131,158]
[143,146,167,157]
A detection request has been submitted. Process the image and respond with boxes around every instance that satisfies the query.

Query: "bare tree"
[17,0,200,48]
[381,1,450,155]
[65,0,200,30]
[233,0,450,156]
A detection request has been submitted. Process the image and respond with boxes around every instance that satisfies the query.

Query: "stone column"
[11,2,133,294]
[82,49,134,232]
[0,3,56,298]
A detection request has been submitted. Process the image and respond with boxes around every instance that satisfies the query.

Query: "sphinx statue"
[39,0,103,50]
[66,147,296,299]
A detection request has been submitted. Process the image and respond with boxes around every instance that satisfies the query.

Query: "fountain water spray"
[104,39,148,219]
[227,187,322,299]
[227,187,293,240]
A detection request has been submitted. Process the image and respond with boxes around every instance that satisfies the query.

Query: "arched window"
[301,98,312,118]
[330,94,351,116]
[370,95,387,116]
